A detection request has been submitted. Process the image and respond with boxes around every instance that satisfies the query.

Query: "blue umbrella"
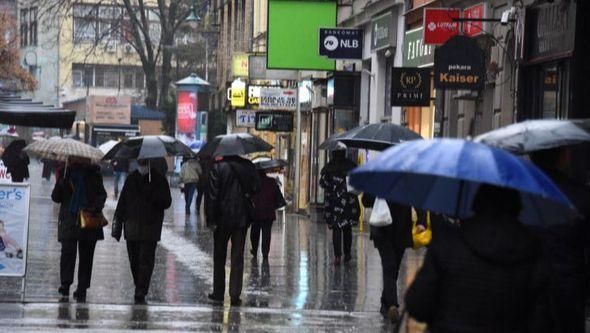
[348,138,577,226]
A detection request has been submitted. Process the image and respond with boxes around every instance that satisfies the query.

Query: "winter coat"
[7,154,29,182]
[51,166,107,242]
[405,215,551,333]
[319,157,359,228]
[207,156,260,229]
[113,169,172,242]
[197,159,211,190]
[252,174,283,222]
[180,159,202,184]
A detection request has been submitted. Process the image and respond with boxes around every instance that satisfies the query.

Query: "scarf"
[69,169,88,216]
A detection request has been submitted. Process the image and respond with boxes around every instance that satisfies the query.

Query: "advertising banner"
[423,8,461,45]
[371,12,395,51]
[464,3,485,37]
[403,27,435,67]
[86,95,131,125]
[0,161,11,182]
[236,110,256,128]
[391,68,432,106]
[0,183,30,277]
[434,35,485,90]
[177,91,198,134]
[255,112,294,132]
[319,28,363,59]
[232,54,249,77]
[259,88,297,111]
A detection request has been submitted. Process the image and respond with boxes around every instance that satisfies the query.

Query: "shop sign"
[525,1,576,63]
[236,109,256,128]
[434,35,485,90]
[228,79,246,108]
[86,95,131,125]
[391,68,432,107]
[403,27,434,67]
[423,8,461,45]
[255,112,294,132]
[371,13,394,51]
[319,28,363,60]
[463,3,485,37]
[248,55,298,80]
[259,87,297,111]
[0,161,11,182]
[177,91,197,134]
[0,183,30,277]
[232,53,249,77]
[248,86,261,106]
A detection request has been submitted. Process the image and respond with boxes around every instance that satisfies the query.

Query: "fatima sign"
[391,68,431,106]
[434,35,485,90]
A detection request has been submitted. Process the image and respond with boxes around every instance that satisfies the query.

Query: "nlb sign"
[434,35,485,90]
[423,8,461,45]
[319,28,363,60]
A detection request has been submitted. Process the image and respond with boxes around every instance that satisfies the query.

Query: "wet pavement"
[0,161,427,331]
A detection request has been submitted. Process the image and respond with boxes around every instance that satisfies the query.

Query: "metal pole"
[205,37,209,82]
[293,71,301,212]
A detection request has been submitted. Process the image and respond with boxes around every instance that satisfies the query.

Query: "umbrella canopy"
[0,92,76,129]
[474,119,590,154]
[255,159,287,170]
[321,123,422,151]
[318,132,347,151]
[24,137,103,162]
[98,140,119,154]
[102,135,193,160]
[348,138,577,226]
[198,133,273,158]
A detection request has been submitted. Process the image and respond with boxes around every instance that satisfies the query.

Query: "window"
[73,5,97,43]
[123,72,134,88]
[20,7,37,47]
[104,69,119,88]
[135,72,144,89]
[72,70,84,87]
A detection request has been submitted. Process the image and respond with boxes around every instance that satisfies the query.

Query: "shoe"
[344,255,352,263]
[208,293,223,303]
[334,256,341,266]
[58,286,69,297]
[134,296,147,305]
[387,305,400,323]
[73,290,86,303]
[58,296,69,303]
[230,298,242,306]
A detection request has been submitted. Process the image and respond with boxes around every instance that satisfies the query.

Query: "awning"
[0,91,76,129]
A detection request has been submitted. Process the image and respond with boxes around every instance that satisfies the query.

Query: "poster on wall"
[0,183,30,277]
[176,91,202,152]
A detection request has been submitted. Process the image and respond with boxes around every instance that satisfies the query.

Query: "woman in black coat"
[405,185,551,333]
[51,159,107,303]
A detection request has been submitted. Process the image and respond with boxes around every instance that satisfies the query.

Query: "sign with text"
[232,53,249,77]
[236,110,256,128]
[259,88,297,111]
[0,183,30,277]
[319,28,363,59]
[228,79,246,108]
[371,12,394,51]
[86,95,131,125]
[403,27,435,67]
[434,35,485,90]
[423,8,461,45]
[177,91,197,134]
[463,3,485,37]
[391,68,432,106]
[255,112,294,132]
[0,161,11,182]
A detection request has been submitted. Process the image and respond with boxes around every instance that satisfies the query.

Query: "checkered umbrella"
[24,137,104,162]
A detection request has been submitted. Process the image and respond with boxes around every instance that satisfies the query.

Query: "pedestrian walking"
[405,184,551,332]
[111,157,129,198]
[51,157,107,303]
[250,168,286,261]
[112,158,172,305]
[207,155,260,306]
[362,194,426,322]
[530,147,590,333]
[41,158,54,181]
[179,156,202,214]
[2,140,29,182]
[195,156,210,216]
[319,150,359,265]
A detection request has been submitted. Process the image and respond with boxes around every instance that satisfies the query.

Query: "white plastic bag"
[369,198,393,227]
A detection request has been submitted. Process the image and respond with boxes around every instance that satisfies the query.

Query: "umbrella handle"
[149,160,151,183]
[64,156,68,179]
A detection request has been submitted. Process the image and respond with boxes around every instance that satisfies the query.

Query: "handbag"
[369,198,393,227]
[80,210,108,229]
[412,211,432,249]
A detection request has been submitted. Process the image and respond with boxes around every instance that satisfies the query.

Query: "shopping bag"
[412,211,432,249]
[369,198,393,227]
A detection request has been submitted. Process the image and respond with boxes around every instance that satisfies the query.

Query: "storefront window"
[541,66,558,119]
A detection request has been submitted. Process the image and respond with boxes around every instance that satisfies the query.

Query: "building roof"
[131,104,165,121]
[175,73,210,86]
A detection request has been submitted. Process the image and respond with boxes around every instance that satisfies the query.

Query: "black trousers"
[213,226,247,300]
[126,241,157,298]
[60,239,97,291]
[374,237,405,308]
[332,225,352,258]
[196,188,204,213]
[250,220,273,258]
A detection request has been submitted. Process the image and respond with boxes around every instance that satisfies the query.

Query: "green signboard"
[403,27,435,68]
[267,0,336,70]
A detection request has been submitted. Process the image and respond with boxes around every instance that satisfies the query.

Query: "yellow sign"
[231,87,246,107]
[232,54,249,77]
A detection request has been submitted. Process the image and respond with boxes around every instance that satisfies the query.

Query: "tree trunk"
[144,65,158,109]
[158,48,174,111]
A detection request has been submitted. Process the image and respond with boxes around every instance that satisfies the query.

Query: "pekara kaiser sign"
[434,35,485,90]
[423,8,461,45]
[391,68,432,107]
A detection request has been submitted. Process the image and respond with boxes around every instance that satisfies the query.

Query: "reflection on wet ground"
[0,161,426,331]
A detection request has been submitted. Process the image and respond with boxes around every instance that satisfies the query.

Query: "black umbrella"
[318,132,347,151]
[474,119,590,154]
[255,159,287,170]
[198,133,273,158]
[102,135,193,160]
[321,123,422,151]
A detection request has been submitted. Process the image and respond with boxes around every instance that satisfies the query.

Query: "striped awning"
[0,91,76,129]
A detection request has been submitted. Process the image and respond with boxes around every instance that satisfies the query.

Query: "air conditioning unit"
[106,41,117,53]
[124,44,134,54]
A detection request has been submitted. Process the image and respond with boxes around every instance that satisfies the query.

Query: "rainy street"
[0,161,424,331]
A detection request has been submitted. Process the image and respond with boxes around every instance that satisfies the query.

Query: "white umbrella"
[98,140,119,155]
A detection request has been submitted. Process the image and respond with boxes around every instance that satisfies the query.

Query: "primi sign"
[434,35,485,90]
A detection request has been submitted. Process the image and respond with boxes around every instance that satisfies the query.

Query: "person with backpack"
[179,156,202,214]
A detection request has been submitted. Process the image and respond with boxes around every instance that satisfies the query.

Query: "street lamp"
[185,1,201,27]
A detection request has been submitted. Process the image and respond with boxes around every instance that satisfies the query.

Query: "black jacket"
[405,216,551,333]
[207,156,260,229]
[113,169,172,242]
[51,166,107,242]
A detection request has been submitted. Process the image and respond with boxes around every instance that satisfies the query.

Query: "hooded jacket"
[405,216,551,333]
